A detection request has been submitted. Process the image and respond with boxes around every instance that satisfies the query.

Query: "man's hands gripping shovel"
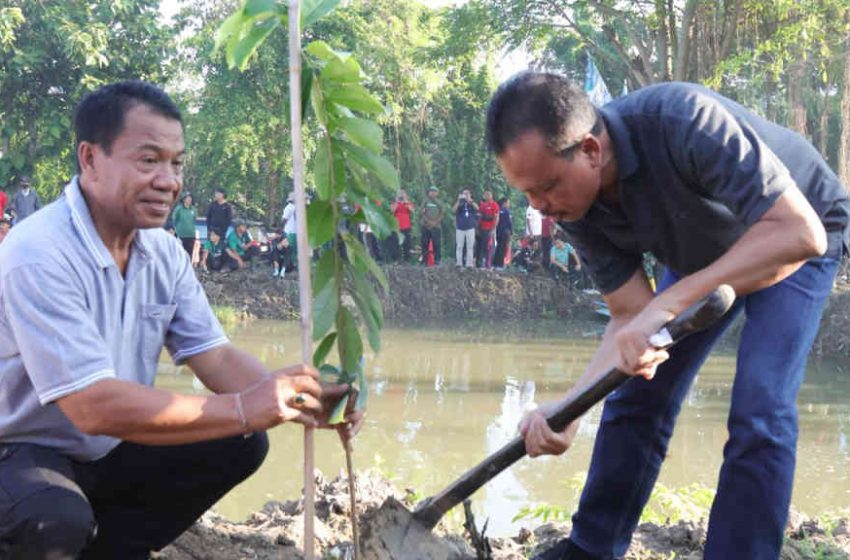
[521,296,686,458]
[354,285,735,560]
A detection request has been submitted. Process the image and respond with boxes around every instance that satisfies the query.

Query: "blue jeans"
[570,257,839,560]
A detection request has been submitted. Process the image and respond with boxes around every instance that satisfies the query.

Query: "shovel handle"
[413,285,736,530]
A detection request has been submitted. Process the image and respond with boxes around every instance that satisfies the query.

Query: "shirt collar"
[65,176,153,269]
[599,106,639,182]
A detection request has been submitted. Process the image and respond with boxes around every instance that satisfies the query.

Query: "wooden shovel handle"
[413,285,736,530]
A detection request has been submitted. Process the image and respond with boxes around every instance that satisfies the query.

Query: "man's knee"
[3,487,95,558]
[229,432,269,482]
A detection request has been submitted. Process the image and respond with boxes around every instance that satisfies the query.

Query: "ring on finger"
[293,392,306,406]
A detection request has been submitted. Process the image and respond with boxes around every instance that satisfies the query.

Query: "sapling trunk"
[287,1,315,558]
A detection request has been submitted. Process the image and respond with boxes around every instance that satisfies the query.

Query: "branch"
[548,2,649,86]
[587,0,654,76]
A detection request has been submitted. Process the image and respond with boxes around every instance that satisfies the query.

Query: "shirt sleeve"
[2,263,116,405]
[560,220,642,294]
[664,95,795,227]
[165,250,228,363]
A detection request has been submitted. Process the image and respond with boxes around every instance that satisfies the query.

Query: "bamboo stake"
[287,2,315,558]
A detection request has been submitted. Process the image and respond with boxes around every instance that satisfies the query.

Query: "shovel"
[360,285,736,558]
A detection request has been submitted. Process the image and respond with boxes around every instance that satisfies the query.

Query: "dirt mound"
[156,471,850,560]
[199,264,597,323]
[198,265,850,361]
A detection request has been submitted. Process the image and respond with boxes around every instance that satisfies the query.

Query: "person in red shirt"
[0,187,7,219]
[476,190,500,268]
[391,190,415,263]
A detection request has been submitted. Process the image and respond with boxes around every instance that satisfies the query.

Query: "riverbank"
[157,470,849,560]
[199,265,850,360]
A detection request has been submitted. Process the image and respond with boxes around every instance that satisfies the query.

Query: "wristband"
[234,393,250,433]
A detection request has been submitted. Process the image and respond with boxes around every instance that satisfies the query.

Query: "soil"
[156,470,850,560]
[199,264,850,361]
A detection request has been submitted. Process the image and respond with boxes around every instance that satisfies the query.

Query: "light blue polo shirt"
[0,177,228,461]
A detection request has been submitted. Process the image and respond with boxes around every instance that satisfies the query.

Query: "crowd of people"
[158,177,592,289]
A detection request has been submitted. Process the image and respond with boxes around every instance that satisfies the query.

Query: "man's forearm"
[187,344,269,394]
[58,379,246,445]
[651,194,826,317]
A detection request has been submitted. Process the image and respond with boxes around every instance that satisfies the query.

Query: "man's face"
[236,224,246,236]
[80,103,184,231]
[428,190,438,199]
[497,130,601,222]
[483,191,493,202]
[209,231,220,244]
[215,191,224,203]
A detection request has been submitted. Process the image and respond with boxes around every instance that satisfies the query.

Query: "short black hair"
[215,187,227,197]
[74,80,182,172]
[498,196,509,206]
[486,71,599,156]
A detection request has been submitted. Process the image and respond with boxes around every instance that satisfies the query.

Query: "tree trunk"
[787,59,808,136]
[817,89,829,160]
[672,0,699,81]
[839,48,850,189]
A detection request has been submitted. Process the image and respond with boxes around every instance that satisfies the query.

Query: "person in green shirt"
[225,220,259,270]
[171,192,197,258]
[420,185,444,265]
[200,230,226,271]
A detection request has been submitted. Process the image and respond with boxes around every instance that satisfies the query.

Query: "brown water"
[156,319,850,536]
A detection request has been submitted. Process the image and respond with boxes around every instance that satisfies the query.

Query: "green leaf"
[231,16,279,71]
[312,139,332,199]
[326,84,384,114]
[304,40,337,61]
[321,56,362,84]
[355,372,368,411]
[328,392,349,425]
[337,117,382,153]
[359,197,397,239]
[342,233,388,293]
[312,274,338,341]
[340,140,399,190]
[214,11,244,54]
[338,307,363,374]
[348,265,382,353]
[306,199,335,248]
[313,331,337,367]
[302,0,341,29]
[319,363,341,383]
[310,76,329,127]
[313,248,336,294]
[243,0,280,16]
[301,65,314,121]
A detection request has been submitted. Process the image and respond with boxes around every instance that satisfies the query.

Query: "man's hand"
[519,401,580,457]
[239,364,323,430]
[314,383,366,445]
[614,305,674,379]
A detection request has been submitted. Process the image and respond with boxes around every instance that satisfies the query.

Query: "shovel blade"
[360,497,470,559]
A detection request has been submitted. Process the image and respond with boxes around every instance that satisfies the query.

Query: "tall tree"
[0,0,174,197]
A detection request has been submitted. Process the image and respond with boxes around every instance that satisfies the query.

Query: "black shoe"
[534,538,600,560]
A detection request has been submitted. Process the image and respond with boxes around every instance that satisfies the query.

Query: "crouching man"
[0,81,362,559]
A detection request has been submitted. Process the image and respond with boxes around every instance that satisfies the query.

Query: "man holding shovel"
[0,81,362,559]
[486,72,849,559]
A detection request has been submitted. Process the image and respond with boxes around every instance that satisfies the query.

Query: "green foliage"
[219,2,400,422]
[0,0,175,194]
[513,474,716,526]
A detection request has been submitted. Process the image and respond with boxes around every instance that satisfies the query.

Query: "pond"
[156,318,850,536]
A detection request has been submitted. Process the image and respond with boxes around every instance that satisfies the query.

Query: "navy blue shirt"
[455,200,478,231]
[560,82,850,294]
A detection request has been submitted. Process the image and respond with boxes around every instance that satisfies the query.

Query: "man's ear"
[77,141,98,180]
[581,135,604,167]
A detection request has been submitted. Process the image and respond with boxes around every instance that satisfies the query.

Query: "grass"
[211,304,250,327]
